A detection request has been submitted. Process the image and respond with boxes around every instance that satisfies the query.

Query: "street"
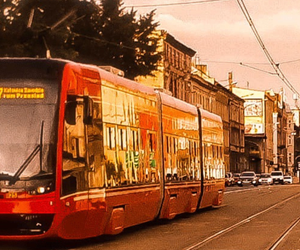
[2,184,300,250]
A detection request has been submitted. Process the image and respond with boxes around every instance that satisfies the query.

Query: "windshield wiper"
[9,121,44,185]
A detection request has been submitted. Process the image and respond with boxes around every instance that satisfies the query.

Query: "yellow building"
[135,30,196,102]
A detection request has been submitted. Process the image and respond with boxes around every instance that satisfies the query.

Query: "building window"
[288,135,292,145]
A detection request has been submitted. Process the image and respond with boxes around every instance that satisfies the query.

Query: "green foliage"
[0,0,162,79]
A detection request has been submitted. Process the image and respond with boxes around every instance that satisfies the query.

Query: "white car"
[283,175,293,184]
[270,170,284,184]
[259,173,273,185]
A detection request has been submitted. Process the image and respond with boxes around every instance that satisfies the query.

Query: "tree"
[135,10,161,79]
[0,0,81,58]
[0,0,161,79]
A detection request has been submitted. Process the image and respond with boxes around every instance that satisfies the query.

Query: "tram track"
[184,191,300,250]
[268,216,300,250]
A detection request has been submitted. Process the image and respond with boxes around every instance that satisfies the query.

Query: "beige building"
[232,86,293,174]
[286,105,295,174]
[232,87,268,173]
[136,30,196,102]
[215,82,245,173]
[189,64,217,113]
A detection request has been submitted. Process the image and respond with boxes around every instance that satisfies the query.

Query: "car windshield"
[271,172,282,176]
[241,172,255,177]
[261,174,271,178]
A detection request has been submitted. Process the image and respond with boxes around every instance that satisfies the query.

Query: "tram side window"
[107,127,116,150]
[62,96,87,196]
[129,129,139,183]
[104,125,121,187]
[212,144,217,179]
[220,146,223,158]
[86,100,105,188]
[165,135,172,180]
[166,135,170,154]
[132,130,139,151]
[63,99,86,168]
[177,138,190,181]
[147,132,158,182]
[203,143,209,180]
[112,127,127,185]
[194,141,201,180]
[119,128,127,151]
[121,128,140,185]
[173,137,177,154]
[149,133,155,152]
[188,140,198,181]
[166,136,179,181]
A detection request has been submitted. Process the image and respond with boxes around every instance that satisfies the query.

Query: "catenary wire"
[123,0,230,8]
[236,0,300,97]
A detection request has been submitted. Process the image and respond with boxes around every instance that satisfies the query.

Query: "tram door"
[60,96,92,238]
[61,95,106,237]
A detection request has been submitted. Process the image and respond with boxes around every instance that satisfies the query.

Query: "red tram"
[0,58,225,240]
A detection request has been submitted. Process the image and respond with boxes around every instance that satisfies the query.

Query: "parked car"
[283,175,293,184]
[270,170,284,184]
[259,173,273,185]
[225,172,235,186]
[237,171,259,186]
[233,173,241,185]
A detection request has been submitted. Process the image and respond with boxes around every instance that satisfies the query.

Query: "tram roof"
[159,91,198,116]
[199,108,222,123]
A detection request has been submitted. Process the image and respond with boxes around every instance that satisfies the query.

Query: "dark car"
[237,171,259,186]
[233,173,241,185]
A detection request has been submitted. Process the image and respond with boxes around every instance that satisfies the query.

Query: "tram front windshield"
[0,79,60,194]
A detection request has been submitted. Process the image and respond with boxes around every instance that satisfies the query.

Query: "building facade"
[136,30,196,102]
[215,82,245,173]
[232,87,266,173]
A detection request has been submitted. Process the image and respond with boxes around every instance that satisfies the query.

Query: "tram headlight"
[28,182,53,195]
[36,186,46,194]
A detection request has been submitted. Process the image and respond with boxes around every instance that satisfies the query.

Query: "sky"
[122,0,300,107]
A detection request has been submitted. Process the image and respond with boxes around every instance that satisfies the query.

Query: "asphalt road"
[2,184,300,250]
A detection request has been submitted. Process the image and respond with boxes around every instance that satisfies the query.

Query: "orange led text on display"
[0,87,45,99]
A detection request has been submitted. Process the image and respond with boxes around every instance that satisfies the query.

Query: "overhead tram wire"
[239,62,277,75]
[124,0,230,8]
[236,0,300,98]
[202,59,277,75]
